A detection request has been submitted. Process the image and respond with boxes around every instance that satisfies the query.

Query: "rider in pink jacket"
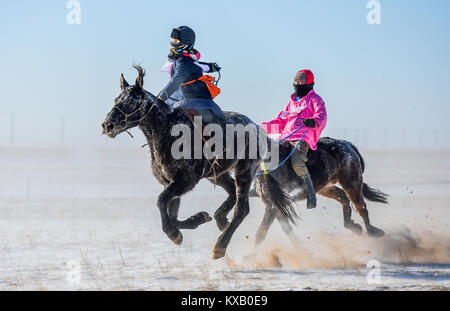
[260,69,327,208]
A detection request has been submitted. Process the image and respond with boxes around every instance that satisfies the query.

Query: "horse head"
[102,65,152,138]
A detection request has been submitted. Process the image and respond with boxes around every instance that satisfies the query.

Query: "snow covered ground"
[0,146,449,290]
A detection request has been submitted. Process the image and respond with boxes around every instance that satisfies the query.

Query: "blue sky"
[0,0,449,148]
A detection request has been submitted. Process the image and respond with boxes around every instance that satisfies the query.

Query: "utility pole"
[60,116,65,145]
[434,129,439,150]
[401,128,406,150]
[419,129,423,149]
[383,128,388,149]
[10,113,15,145]
[363,128,368,149]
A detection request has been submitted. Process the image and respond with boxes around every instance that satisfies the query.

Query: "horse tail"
[257,174,298,224]
[363,183,389,204]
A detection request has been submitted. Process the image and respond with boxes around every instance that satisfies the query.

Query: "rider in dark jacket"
[157,26,223,121]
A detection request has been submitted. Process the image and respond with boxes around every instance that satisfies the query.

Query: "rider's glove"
[302,118,315,128]
[208,62,221,73]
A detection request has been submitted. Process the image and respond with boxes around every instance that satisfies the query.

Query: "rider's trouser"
[290,140,310,177]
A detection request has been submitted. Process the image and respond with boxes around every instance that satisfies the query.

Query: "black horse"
[252,137,388,246]
[102,65,296,259]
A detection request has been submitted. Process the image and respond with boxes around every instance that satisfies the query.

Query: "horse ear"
[120,73,129,90]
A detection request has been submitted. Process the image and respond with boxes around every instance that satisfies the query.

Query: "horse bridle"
[111,91,159,132]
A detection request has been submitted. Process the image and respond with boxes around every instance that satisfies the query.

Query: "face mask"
[168,49,178,60]
[294,84,313,98]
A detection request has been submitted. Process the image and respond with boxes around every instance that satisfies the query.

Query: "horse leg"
[276,213,302,246]
[168,198,212,230]
[212,163,253,259]
[255,178,300,246]
[340,180,385,237]
[210,173,236,232]
[168,198,180,219]
[157,178,198,245]
[319,186,363,235]
[254,206,277,246]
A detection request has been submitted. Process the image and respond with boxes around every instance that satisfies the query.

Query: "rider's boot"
[290,141,317,209]
[302,174,317,209]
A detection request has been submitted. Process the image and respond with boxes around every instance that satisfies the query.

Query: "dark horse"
[252,137,388,246]
[101,65,296,259]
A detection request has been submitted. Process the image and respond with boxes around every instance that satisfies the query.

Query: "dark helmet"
[170,26,195,53]
[171,26,195,45]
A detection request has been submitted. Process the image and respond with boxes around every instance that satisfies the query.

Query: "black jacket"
[159,55,212,101]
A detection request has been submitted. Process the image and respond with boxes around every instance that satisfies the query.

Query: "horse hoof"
[368,227,385,238]
[169,230,183,245]
[199,212,213,223]
[212,247,226,260]
[345,222,363,235]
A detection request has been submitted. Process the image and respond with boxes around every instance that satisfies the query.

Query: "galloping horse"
[102,65,296,259]
[252,137,388,246]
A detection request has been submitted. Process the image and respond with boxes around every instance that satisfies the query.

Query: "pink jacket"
[260,90,327,150]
